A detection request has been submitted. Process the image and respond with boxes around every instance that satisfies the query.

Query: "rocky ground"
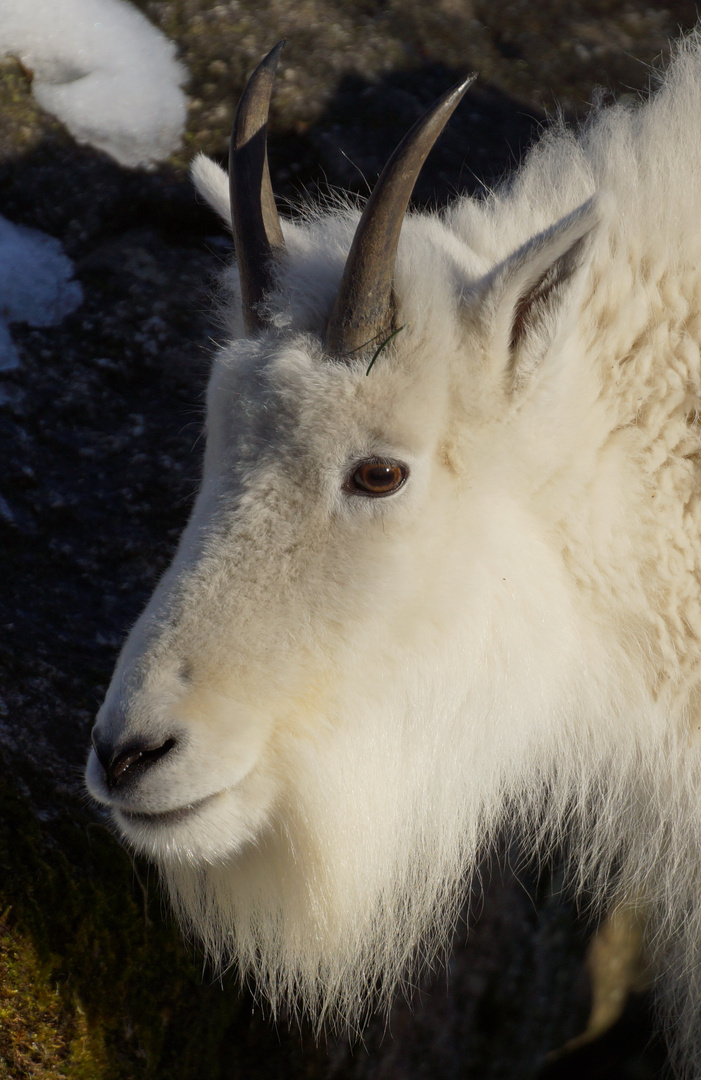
[1,2,696,1077]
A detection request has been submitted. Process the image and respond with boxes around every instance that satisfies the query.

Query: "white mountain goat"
[87,32,701,1069]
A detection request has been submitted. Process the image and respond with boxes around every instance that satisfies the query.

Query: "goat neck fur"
[87,32,701,1070]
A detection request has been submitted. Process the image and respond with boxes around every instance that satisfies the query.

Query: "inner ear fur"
[483,196,604,391]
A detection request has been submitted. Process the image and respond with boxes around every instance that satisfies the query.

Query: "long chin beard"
[154,656,669,1034]
[158,808,482,1032]
[156,738,687,1038]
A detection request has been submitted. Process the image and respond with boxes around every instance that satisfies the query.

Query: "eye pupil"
[345,459,408,497]
[362,465,396,490]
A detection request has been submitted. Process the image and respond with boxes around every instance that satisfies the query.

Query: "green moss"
[0,57,61,163]
[0,764,244,1080]
[0,911,107,1079]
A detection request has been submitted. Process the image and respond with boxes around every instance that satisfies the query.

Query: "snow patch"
[0,215,83,371]
[0,0,187,167]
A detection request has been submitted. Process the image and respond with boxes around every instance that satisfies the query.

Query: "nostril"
[103,737,178,791]
[91,731,113,774]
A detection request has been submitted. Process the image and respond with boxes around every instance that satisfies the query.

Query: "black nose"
[92,732,177,791]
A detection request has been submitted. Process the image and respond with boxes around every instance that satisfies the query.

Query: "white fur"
[88,32,701,1071]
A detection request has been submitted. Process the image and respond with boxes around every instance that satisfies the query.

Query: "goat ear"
[482,197,605,390]
[191,154,233,231]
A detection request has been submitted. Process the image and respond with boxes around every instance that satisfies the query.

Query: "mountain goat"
[87,31,701,1070]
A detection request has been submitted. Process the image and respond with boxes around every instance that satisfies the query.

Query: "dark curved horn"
[325,73,476,358]
[229,41,286,333]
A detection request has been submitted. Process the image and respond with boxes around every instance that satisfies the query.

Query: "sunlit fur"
[87,33,701,1070]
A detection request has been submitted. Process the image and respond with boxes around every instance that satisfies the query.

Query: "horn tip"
[452,71,478,101]
[263,40,286,67]
[239,40,286,101]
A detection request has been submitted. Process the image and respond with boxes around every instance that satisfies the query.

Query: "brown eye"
[344,459,409,497]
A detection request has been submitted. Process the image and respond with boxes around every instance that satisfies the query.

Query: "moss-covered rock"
[0,913,106,1080]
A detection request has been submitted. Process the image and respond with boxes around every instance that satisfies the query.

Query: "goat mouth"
[117,793,217,827]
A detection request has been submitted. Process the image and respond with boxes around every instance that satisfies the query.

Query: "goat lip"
[117,792,217,827]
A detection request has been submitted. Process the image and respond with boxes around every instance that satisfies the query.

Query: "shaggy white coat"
[87,32,701,1071]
